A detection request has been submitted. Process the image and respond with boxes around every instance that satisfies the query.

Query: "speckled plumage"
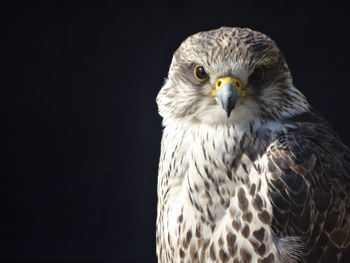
[156,27,350,263]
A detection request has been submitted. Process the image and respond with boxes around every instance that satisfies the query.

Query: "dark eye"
[249,66,264,83]
[194,64,209,82]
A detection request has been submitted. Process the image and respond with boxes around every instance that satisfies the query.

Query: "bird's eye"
[194,64,209,82]
[249,66,264,83]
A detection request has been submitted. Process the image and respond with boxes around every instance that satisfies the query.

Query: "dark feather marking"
[219,249,229,262]
[253,228,265,242]
[210,243,216,260]
[238,188,249,211]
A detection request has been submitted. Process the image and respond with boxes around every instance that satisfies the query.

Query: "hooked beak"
[210,77,243,117]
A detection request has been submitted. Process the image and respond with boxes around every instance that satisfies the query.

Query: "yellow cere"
[209,77,248,97]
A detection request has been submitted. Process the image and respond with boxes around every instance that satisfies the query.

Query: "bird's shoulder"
[265,108,350,187]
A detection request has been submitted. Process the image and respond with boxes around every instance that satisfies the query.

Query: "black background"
[2,1,350,262]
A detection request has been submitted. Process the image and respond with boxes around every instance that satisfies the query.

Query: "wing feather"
[265,129,350,262]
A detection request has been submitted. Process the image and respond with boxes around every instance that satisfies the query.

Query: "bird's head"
[157,27,309,127]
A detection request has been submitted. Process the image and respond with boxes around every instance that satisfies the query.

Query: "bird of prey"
[156,27,350,263]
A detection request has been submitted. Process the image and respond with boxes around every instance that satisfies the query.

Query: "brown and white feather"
[156,27,350,263]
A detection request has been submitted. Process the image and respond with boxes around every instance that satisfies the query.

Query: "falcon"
[156,27,350,263]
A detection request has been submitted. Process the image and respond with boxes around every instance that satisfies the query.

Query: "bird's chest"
[182,128,248,221]
[157,125,261,261]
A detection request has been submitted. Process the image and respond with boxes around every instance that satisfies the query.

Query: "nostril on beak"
[217,80,222,88]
